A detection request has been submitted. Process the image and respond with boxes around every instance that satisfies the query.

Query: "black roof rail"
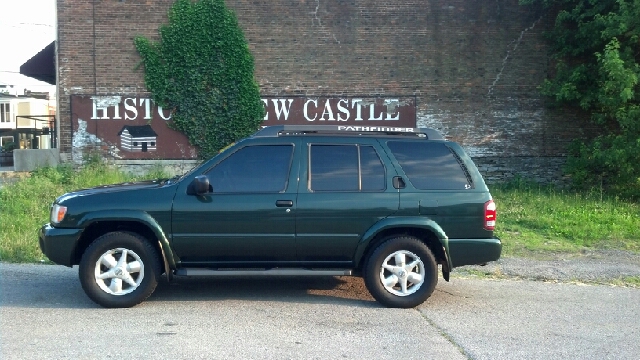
[253,125,444,140]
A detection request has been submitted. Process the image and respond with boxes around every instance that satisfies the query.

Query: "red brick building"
[47,0,591,182]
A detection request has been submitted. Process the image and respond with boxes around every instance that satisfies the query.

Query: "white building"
[0,91,56,151]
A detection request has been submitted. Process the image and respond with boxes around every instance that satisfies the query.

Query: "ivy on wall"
[521,0,640,198]
[134,0,264,159]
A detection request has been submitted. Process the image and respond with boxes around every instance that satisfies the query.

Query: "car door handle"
[393,176,406,189]
[275,200,294,207]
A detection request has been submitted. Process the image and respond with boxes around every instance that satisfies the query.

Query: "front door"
[171,142,299,266]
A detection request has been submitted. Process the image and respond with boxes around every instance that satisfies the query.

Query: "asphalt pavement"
[1,261,639,359]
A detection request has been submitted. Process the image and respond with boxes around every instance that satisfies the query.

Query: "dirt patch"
[454,249,640,286]
[0,171,30,188]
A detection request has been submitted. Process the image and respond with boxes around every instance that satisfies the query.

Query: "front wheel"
[79,232,161,308]
[364,236,438,308]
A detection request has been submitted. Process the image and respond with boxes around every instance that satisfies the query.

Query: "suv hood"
[56,179,169,203]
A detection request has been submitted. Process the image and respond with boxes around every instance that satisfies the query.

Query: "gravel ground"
[455,249,640,285]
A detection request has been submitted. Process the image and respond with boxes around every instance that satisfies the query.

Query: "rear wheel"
[79,232,161,308]
[364,236,438,308]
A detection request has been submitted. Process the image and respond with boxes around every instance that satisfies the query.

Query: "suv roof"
[252,125,445,140]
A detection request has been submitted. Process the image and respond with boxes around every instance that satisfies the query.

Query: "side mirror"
[189,175,211,195]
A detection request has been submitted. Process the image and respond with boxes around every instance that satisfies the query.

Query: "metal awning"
[19,41,55,85]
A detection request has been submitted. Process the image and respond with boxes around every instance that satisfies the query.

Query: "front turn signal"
[50,204,68,224]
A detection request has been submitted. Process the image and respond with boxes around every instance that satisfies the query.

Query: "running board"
[175,268,353,277]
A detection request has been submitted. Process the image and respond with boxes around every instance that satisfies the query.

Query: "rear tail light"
[484,200,496,231]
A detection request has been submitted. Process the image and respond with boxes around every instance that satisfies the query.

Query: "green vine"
[520,0,640,198]
[134,0,264,159]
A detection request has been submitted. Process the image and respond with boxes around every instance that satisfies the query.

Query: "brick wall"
[56,0,594,182]
[57,0,174,160]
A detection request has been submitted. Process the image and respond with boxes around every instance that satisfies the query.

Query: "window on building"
[1,136,15,149]
[205,144,293,193]
[309,144,385,192]
[0,103,11,123]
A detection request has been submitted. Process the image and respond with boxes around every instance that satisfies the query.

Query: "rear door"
[294,137,399,265]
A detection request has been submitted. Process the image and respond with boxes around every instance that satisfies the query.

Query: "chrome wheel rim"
[379,250,425,296]
[94,248,144,296]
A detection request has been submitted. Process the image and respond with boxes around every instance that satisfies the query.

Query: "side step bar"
[175,268,353,277]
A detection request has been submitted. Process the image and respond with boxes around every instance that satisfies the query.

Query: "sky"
[0,0,56,92]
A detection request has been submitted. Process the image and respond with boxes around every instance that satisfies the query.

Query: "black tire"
[364,236,438,308]
[79,231,161,308]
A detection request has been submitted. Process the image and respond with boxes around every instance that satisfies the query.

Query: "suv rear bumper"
[39,224,83,267]
[448,238,502,268]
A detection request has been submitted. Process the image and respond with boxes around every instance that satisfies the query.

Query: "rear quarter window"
[387,141,472,190]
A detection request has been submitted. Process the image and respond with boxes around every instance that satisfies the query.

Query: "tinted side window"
[387,141,471,190]
[310,145,359,191]
[309,145,385,191]
[205,145,293,193]
[360,146,385,191]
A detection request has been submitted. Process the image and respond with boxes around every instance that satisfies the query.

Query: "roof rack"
[253,125,444,140]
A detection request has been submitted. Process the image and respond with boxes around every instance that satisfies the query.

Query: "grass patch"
[453,267,505,280]
[491,180,640,256]
[614,276,640,287]
[1,166,639,263]
[0,161,169,263]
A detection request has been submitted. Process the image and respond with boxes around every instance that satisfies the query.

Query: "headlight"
[50,204,68,224]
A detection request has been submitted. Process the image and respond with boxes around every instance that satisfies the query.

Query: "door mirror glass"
[189,175,211,195]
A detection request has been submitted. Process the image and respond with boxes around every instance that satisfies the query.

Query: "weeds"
[491,179,640,256]
[0,161,169,263]
[1,167,638,263]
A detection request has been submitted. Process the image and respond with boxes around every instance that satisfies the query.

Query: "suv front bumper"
[448,238,502,268]
[39,224,83,267]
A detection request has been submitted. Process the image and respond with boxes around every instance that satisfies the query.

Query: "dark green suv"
[39,125,501,308]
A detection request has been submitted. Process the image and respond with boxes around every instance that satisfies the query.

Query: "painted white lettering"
[261,99,269,121]
[337,99,349,121]
[319,99,335,121]
[272,99,293,120]
[91,102,110,120]
[384,99,400,120]
[124,98,138,120]
[142,98,152,120]
[351,99,363,121]
[369,103,383,121]
[304,99,318,121]
[112,103,122,119]
[158,106,172,120]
